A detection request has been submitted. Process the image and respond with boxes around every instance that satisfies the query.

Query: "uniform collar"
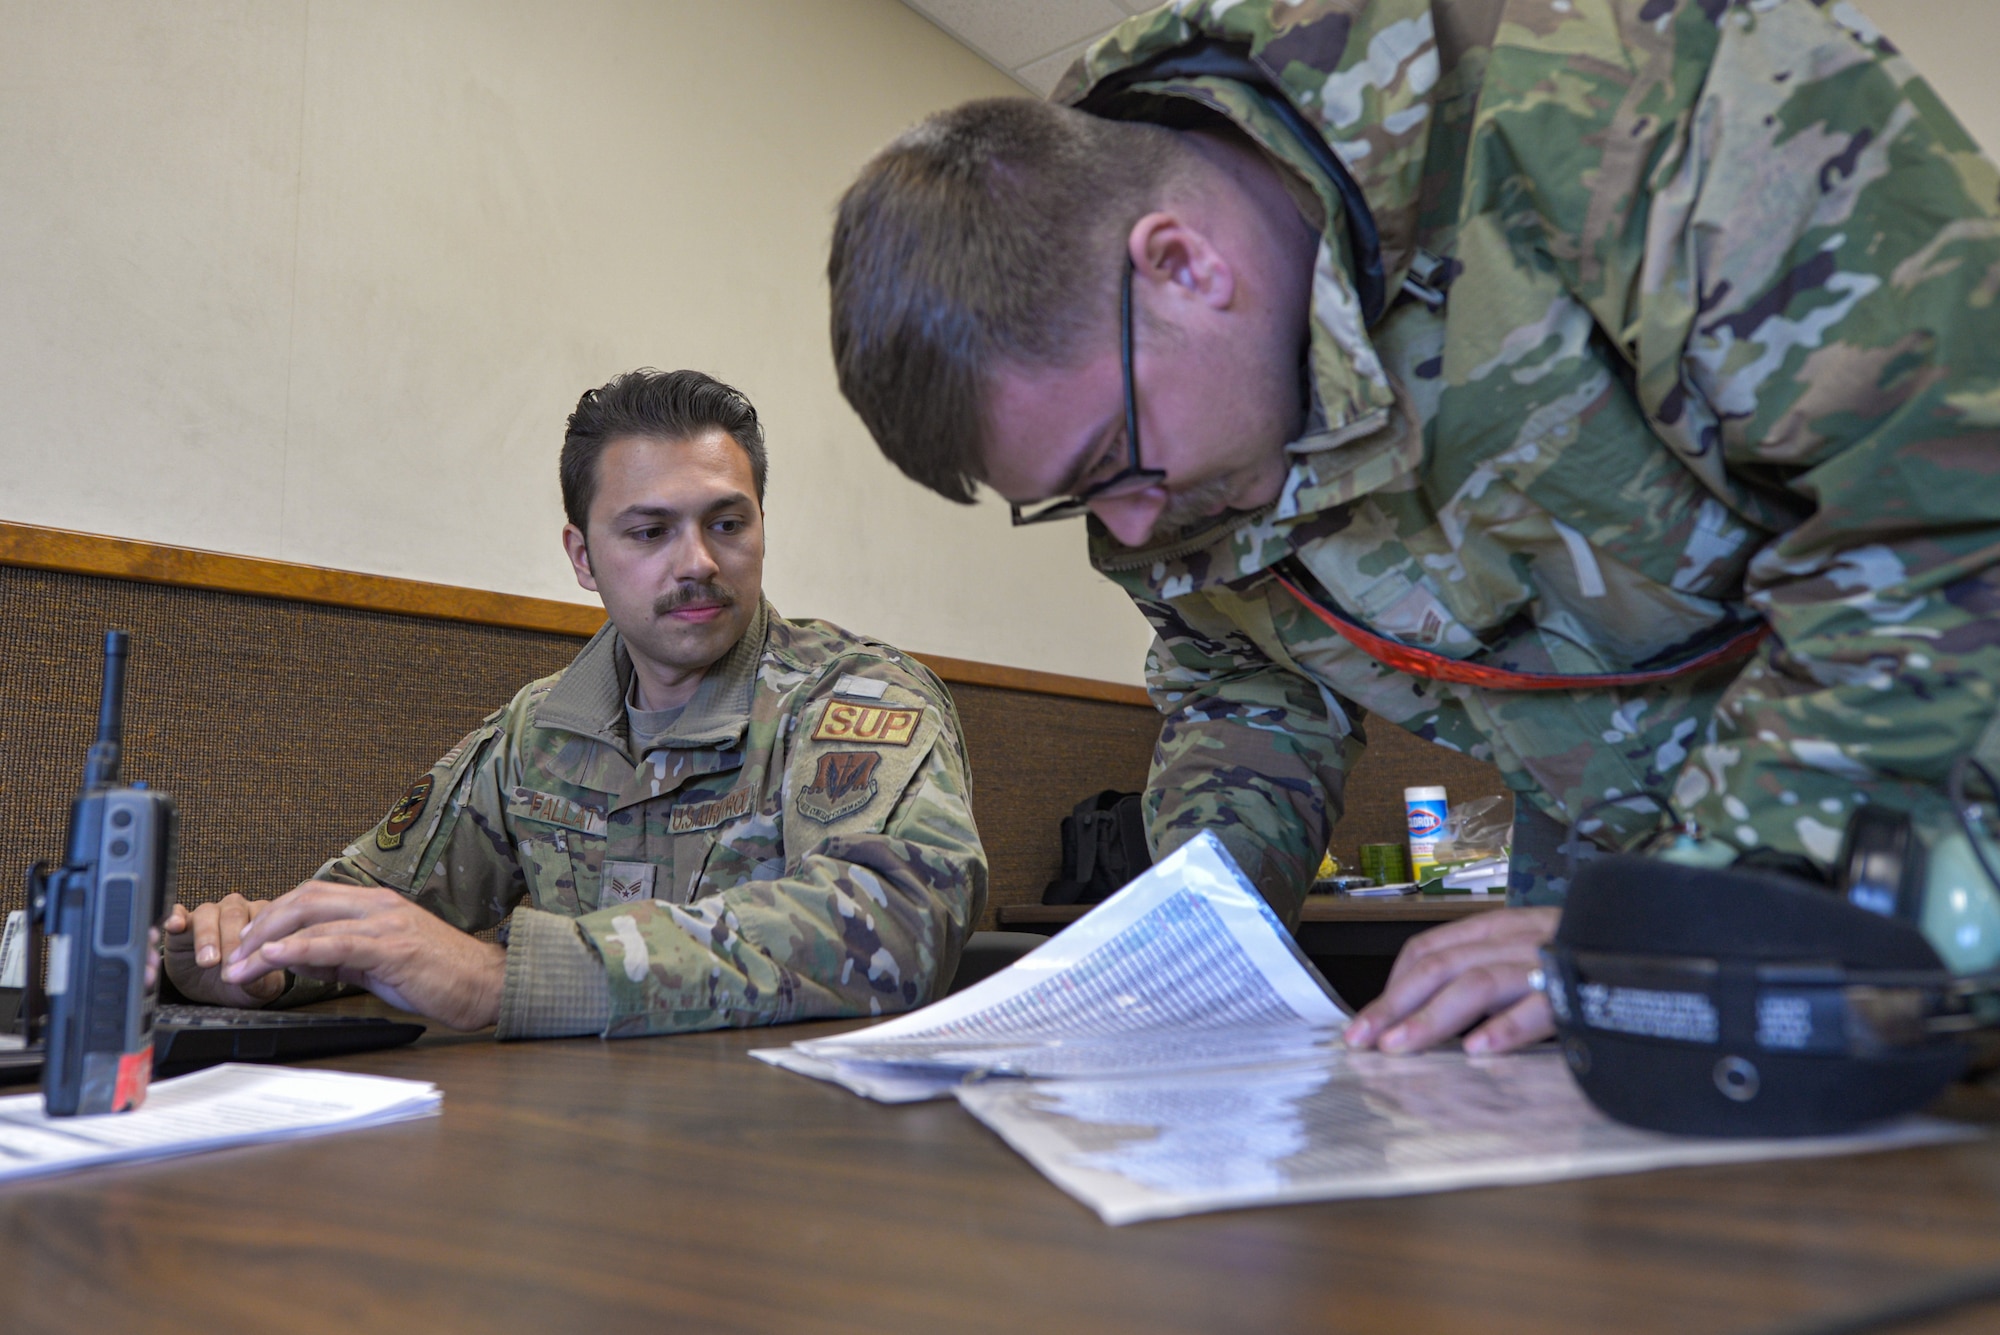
[535,599,771,755]
[1087,371,1423,597]
[652,598,769,750]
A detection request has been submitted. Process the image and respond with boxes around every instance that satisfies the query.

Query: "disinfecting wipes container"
[1405,786,1449,880]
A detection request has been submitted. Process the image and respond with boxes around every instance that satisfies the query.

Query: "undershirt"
[624,676,686,756]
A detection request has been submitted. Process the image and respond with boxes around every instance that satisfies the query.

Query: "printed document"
[0,1064,440,1183]
[756,832,1972,1223]
[755,832,1346,1099]
[955,1047,1969,1224]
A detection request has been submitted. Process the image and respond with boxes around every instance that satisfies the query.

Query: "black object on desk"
[0,991,424,1085]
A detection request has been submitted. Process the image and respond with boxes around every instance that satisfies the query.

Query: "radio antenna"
[82,630,128,790]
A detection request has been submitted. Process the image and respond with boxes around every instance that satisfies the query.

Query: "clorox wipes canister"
[1405,786,1449,881]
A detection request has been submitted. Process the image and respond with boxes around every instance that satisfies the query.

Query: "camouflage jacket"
[319,601,987,1038]
[1060,0,2000,914]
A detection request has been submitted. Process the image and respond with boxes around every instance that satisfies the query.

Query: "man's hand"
[1344,907,1560,1056]
[164,895,286,1008]
[219,881,505,1031]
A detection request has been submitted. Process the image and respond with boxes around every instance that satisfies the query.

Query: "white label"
[0,912,23,989]
[44,937,69,997]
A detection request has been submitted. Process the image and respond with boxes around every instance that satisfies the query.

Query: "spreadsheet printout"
[753,833,1345,1096]
[755,832,1976,1218]
[954,1050,1973,1224]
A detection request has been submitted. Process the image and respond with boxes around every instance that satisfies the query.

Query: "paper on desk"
[752,833,1346,1101]
[755,832,1977,1221]
[0,1063,440,1183]
[954,1049,1976,1225]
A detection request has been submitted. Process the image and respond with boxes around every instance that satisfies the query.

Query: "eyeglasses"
[1008,258,1167,526]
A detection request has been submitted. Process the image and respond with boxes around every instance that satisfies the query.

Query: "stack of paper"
[0,1064,441,1183]
[759,833,1973,1224]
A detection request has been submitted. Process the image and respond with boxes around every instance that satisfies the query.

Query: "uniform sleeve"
[498,659,986,1040]
[255,697,528,1011]
[1139,591,1355,929]
[1623,4,2000,860]
[315,699,528,932]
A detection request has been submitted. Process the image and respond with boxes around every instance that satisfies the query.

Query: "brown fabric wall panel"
[0,565,584,916]
[0,560,1514,932]
[947,682,1160,926]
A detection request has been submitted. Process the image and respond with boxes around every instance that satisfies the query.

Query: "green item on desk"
[1360,843,1409,886]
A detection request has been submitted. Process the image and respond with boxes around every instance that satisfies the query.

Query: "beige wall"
[0,0,1160,684]
[1856,0,1999,154]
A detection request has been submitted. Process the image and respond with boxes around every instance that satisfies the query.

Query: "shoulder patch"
[797,751,882,825]
[376,774,435,851]
[669,786,756,834]
[812,701,922,747]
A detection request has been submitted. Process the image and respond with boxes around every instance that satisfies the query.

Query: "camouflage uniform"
[317,600,986,1038]
[1056,1,2000,916]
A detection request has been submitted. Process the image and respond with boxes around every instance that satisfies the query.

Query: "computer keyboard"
[151,1004,425,1072]
[0,1001,426,1085]
[154,1003,403,1029]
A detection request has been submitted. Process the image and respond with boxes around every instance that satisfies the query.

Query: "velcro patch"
[669,786,755,834]
[376,774,435,851]
[508,787,609,836]
[812,701,921,747]
[832,673,890,701]
[797,750,882,825]
[603,861,657,904]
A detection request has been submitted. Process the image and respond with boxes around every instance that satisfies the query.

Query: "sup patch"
[797,751,882,825]
[812,702,921,747]
[376,774,435,851]
[669,786,755,834]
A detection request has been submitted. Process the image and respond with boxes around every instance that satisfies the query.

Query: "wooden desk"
[1003,895,1511,1007]
[2,1003,1998,1334]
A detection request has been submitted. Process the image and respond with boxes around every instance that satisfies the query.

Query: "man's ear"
[562,523,598,593]
[1128,211,1236,312]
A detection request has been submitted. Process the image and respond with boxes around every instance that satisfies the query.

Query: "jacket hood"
[1057,1,1488,588]
[1056,0,1444,304]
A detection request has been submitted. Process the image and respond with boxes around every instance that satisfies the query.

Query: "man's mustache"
[655,582,737,617]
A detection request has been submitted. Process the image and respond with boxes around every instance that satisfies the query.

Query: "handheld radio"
[24,631,177,1115]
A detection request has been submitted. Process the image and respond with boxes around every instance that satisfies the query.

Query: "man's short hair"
[562,368,768,529]
[829,99,1187,503]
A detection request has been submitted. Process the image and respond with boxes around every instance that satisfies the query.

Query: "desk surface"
[1001,893,1509,928]
[4,1003,2000,1335]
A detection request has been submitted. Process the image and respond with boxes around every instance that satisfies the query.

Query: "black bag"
[1042,790,1152,906]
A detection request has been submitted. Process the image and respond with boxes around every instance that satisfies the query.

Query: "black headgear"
[1541,855,1987,1137]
